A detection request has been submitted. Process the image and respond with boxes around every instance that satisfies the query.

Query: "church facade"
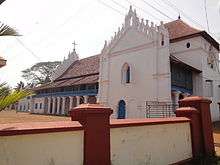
[18,6,220,121]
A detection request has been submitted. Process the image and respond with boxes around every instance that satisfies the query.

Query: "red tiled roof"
[164,19,201,40]
[34,20,219,91]
[165,19,219,50]
[57,54,100,80]
[34,74,99,90]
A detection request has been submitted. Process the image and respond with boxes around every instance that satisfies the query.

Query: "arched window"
[122,63,131,84]
[126,66,130,83]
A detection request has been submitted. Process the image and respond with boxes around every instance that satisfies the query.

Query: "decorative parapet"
[51,49,79,81]
[101,5,169,54]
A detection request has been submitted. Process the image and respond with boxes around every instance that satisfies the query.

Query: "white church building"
[18,6,220,121]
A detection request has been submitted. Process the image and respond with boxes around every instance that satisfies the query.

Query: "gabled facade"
[22,6,220,121]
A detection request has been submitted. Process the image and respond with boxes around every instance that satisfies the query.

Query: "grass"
[0,110,70,124]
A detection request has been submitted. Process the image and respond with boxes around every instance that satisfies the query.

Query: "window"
[80,84,86,90]
[122,63,131,84]
[186,42,191,48]
[35,103,38,109]
[126,66,130,83]
[88,84,95,90]
[205,80,213,97]
[161,34,164,46]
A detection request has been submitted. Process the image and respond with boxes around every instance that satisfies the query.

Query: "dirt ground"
[0,110,70,124]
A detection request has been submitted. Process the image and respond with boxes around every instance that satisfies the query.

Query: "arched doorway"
[88,96,97,104]
[79,96,84,104]
[118,100,126,119]
[179,93,184,100]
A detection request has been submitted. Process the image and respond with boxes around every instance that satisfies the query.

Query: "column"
[47,97,51,114]
[56,97,61,115]
[61,97,66,115]
[178,96,214,156]
[172,91,181,105]
[76,96,80,106]
[84,96,88,104]
[70,104,113,165]
[52,97,56,115]
[69,96,73,111]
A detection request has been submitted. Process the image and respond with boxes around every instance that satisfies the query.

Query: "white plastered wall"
[0,131,83,165]
[170,36,220,121]
[110,122,192,165]
[98,12,171,119]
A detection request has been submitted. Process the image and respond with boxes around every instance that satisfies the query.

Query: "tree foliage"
[21,61,61,86]
[0,83,32,111]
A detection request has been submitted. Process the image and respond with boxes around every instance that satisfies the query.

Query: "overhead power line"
[15,37,41,61]
[97,0,125,16]
[159,0,206,30]
[109,0,128,10]
[140,0,173,20]
[124,0,162,21]
[204,0,210,32]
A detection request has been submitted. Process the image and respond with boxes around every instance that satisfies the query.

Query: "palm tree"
[0,22,19,36]
[0,22,19,68]
[0,83,32,111]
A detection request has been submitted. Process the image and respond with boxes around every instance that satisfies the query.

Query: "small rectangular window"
[39,103,42,109]
[205,80,213,97]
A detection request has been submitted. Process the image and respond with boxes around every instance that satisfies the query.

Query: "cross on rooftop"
[72,41,77,51]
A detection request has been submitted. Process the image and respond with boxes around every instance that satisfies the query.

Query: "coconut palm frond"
[0,22,19,36]
[0,83,33,111]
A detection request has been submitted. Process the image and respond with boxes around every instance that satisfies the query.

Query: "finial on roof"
[72,40,77,52]
[178,14,181,20]
[129,5,132,12]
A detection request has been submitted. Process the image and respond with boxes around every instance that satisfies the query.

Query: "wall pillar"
[30,96,34,113]
[61,97,65,115]
[47,97,51,114]
[76,96,80,106]
[84,96,88,103]
[56,97,61,115]
[177,96,215,157]
[69,96,73,112]
[176,107,202,157]
[70,104,113,165]
[172,91,181,105]
[52,97,56,115]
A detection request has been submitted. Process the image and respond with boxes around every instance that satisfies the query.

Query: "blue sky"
[0,0,219,87]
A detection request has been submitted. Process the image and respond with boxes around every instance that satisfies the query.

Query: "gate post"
[70,104,113,165]
[178,96,215,157]
[176,107,203,157]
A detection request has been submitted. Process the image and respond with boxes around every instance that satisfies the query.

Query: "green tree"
[0,83,32,111]
[21,61,61,86]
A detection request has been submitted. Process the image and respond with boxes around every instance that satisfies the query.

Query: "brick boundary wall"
[0,96,215,165]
